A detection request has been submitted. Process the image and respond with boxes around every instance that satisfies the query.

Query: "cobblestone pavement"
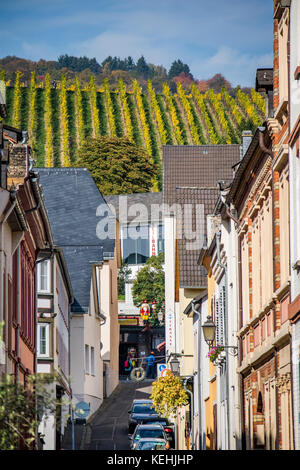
[83,380,153,450]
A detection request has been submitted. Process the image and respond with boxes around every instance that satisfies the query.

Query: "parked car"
[141,418,175,446]
[135,438,167,451]
[130,423,167,449]
[128,399,159,435]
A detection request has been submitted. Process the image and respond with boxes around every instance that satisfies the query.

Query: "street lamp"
[169,356,180,376]
[157,309,164,325]
[202,315,238,356]
[202,315,216,348]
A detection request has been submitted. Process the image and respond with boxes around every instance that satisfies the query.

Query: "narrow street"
[83,380,153,450]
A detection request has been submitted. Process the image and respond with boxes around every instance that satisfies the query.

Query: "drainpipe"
[183,377,194,450]
[191,299,203,450]
[216,231,230,449]
[258,127,273,158]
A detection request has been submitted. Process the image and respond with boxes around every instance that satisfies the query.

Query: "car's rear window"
[136,429,165,439]
[132,404,156,414]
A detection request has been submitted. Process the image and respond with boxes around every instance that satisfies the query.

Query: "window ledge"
[274,98,288,122]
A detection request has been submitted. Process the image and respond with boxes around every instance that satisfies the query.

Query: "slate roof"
[104,192,163,224]
[175,187,219,287]
[163,145,241,288]
[38,167,115,313]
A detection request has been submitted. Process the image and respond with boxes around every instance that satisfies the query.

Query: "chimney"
[7,144,28,189]
[241,130,252,158]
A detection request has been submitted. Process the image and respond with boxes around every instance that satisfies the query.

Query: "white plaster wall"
[70,315,85,402]
[164,214,176,354]
[83,305,103,417]
[99,260,119,397]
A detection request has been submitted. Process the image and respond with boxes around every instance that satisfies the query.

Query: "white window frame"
[85,344,90,374]
[37,259,51,293]
[37,323,50,357]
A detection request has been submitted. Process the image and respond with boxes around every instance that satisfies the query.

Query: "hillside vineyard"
[2,72,265,186]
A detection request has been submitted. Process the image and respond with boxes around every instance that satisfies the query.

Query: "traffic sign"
[75,401,90,419]
[160,368,171,377]
[157,363,167,377]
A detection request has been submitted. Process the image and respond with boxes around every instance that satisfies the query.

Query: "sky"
[1,0,274,87]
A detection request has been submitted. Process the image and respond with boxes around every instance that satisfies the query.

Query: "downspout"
[216,230,230,449]
[183,377,194,450]
[191,299,203,450]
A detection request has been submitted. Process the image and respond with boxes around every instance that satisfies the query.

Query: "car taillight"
[164,427,172,433]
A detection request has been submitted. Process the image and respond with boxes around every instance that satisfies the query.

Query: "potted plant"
[208,345,224,363]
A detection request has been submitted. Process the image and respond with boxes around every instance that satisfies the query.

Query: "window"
[157,224,164,254]
[85,345,90,374]
[37,259,50,293]
[122,225,150,265]
[37,323,49,357]
[278,10,289,104]
[91,347,95,375]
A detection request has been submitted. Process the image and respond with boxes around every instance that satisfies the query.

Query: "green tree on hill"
[76,136,156,195]
[168,59,193,80]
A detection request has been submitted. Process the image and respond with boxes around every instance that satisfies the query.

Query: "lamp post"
[169,356,180,376]
[202,315,238,356]
[201,315,216,348]
[157,309,164,326]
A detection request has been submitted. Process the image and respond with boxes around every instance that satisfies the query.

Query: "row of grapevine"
[44,73,54,167]
[221,87,244,129]
[147,79,169,145]
[206,89,239,144]
[133,79,153,156]
[74,76,85,143]
[191,84,220,145]
[104,78,117,137]
[118,78,134,142]
[163,83,185,145]
[28,72,37,150]
[236,88,262,127]
[177,83,203,145]
[60,75,70,166]
[251,89,266,115]
[89,76,100,138]
[12,71,22,129]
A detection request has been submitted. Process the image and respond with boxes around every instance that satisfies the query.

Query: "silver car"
[135,438,167,451]
[130,423,167,449]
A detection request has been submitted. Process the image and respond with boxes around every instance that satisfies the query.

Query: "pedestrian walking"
[145,351,156,379]
[124,356,132,381]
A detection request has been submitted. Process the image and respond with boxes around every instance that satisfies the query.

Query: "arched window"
[257,391,263,413]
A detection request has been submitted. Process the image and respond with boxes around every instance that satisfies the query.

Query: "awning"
[157,341,166,352]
